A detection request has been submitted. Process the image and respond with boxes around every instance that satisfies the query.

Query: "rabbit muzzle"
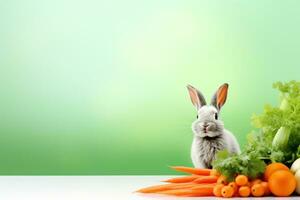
[202,122,216,133]
[193,120,221,138]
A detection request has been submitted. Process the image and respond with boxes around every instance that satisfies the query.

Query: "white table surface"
[0,176,298,200]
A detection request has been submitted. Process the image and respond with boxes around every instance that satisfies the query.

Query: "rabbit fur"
[187,83,240,169]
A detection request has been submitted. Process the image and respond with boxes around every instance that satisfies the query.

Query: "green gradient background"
[0,1,299,174]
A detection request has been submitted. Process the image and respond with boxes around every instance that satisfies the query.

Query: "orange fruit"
[261,181,271,196]
[264,162,289,181]
[213,184,224,197]
[249,178,262,187]
[268,170,296,197]
[238,186,250,197]
[235,175,248,186]
[251,183,265,197]
[228,182,238,193]
[221,185,234,198]
[210,169,221,177]
[217,175,228,185]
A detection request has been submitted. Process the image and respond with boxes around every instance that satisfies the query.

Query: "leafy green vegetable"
[252,80,300,164]
[212,80,300,180]
[213,150,266,182]
[252,81,300,138]
[296,145,300,158]
[245,132,285,163]
[272,127,290,150]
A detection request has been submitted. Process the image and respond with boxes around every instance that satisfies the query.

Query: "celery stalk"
[272,127,290,150]
[280,98,289,110]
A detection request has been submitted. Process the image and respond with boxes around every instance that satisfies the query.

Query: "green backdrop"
[0,0,299,174]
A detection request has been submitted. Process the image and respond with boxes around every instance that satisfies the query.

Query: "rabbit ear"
[211,83,229,110]
[187,84,207,110]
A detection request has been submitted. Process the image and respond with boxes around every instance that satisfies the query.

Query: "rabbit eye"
[214,113,218,120]
[196,115,199,119]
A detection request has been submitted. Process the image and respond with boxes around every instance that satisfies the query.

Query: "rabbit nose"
[203,124,208,128]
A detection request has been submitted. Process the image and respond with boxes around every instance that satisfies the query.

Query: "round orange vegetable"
[221,185,234,198]
[261,181,271,196]
[268,170,296,197]
[249,178,262,187]
[213,184,224,197]
[251,183,265,197]
[217,175,228,185]
[264,162,289,181]
[235,175,248,186]
[238,186,250,197]
[228,182,238,193]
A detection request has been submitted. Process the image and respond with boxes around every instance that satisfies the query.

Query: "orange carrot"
[158,189,197,196]
[171,166,212,175]
[193,176,218,184]
[136,182,195,193]
[158,185,214,196]
[163,175,200,183]
[187,186,214,197]
[190,183,216,190]
[136,184,176,193]
[172,183,215,190]
[171,183,199,190]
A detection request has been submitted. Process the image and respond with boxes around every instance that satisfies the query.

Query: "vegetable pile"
[136,163,298,197]
[213,80,300,180]
[136,81,300,198]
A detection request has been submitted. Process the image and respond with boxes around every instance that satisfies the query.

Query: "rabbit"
[187,83,240,169]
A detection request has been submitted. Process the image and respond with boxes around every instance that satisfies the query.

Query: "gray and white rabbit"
[187,83,240,169]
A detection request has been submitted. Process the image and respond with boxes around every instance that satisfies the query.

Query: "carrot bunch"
[136,166,218,197]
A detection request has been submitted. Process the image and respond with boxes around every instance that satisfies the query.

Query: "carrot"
[172,183,215,190]
[171,166,212,175]
[163,175,200,183]
[193,176,218,184]
[190,183,216,190]
[169,183,214,190]
[188,186,214,197]
[158,185,214,196]
[136,184,176,193]
[158,189,197,196]
[185,191,214,197]
[136,182,194,193]
[171,183,199,190]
